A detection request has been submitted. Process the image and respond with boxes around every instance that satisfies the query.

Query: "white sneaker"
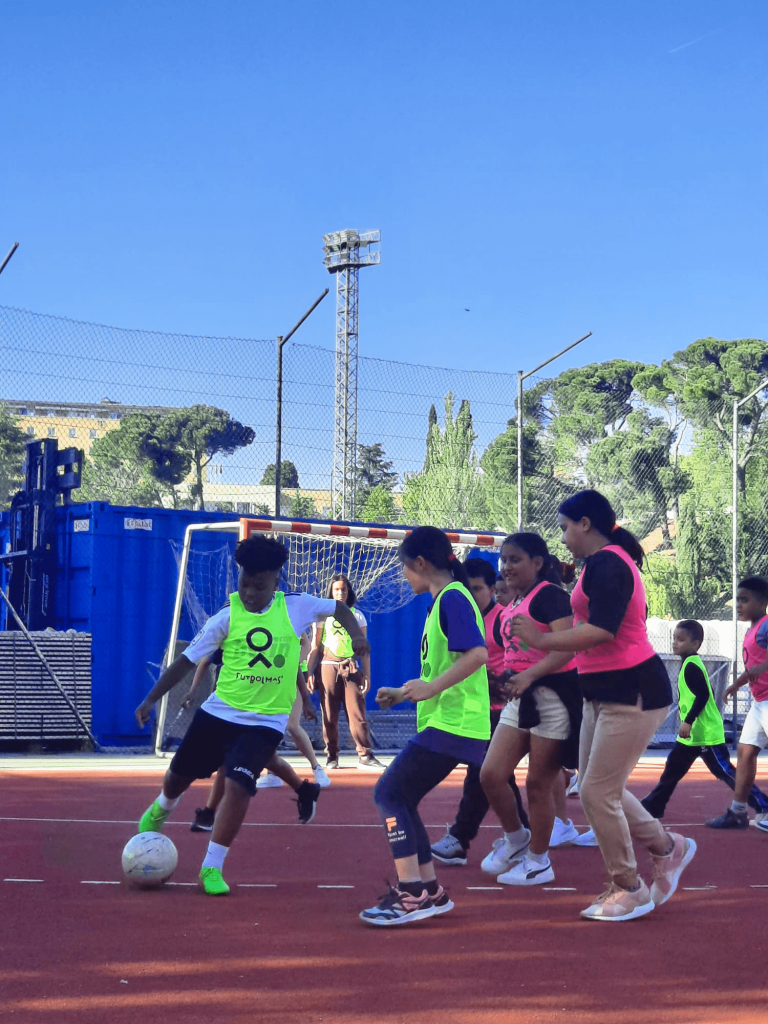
[313,765,331,788]
[497,854,555,886]
[549,817,581,847]
[256,772,284,789]
[565,773,579,797]
[749,811,768,829]
[480,830,531,875]
[572,827,599,847]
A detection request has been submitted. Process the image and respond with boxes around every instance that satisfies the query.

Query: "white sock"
[505,826,529,844]
[731,800,748,814]
[202,841,229,871]
[528,850,550,865]
[157,792,181,811]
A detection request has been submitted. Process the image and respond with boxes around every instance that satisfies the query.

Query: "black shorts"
[169,709,283,796]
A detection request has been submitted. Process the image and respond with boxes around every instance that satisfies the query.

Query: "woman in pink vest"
[479,532,581,887]
[512,490,697,922]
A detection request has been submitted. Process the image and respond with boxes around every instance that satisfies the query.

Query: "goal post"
[154,517,507,756]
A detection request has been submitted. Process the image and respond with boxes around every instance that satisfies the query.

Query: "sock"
[424,879,439,896]
[157,792,181,811]
[397,879,424,897]
[527,850,549,866]
[731,800,748,814]
[505,826,528,845]
[625,880,642,893]
[202,841,229,871]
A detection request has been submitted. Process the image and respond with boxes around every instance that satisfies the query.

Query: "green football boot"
[200,866,230,896]
[138,799,171,833]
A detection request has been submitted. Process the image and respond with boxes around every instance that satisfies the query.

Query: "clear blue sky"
[2,0,766,376]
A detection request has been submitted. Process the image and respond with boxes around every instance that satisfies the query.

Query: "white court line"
[467,886,503,890]
[542,887,577,892]
[166,882,196,887]
[81,880,120,885]
[750,884,768,888]
[4,878,44,883]
[682,886,718,890]
[317,884,354,889]
[239,884,277,888]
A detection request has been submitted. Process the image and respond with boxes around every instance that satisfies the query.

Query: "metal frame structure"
[322,229,381,520]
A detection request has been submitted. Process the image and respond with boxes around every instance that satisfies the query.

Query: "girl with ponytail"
[479,532,583,887]
[512,490,696,922]
[359,526,490,927]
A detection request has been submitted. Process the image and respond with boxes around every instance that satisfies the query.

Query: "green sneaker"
[200,866,230,896]
[138,799,171,833]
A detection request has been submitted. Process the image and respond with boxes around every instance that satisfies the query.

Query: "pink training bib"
[569,544,655,674]
[484,603,506,678]
[500,581,576,674]
[743,614,768,702]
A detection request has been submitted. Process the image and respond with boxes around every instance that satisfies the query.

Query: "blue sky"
[2,0,766,378]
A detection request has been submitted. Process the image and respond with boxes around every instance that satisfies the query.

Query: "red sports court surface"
[2,758,767,1024]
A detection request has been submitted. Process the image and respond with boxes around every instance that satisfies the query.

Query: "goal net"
[155,517,505,755]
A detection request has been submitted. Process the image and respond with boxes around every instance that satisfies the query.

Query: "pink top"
[569,544,656,674]
[743,615,768,702]
[500,581,576,674]
[484,603,506,678]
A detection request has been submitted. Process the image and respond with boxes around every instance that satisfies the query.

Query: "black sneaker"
[325,758,340,770]
[296,781,321,824]
[706,808,748,830]
[359,883,436,927]
[190,807,215,832]
[430,883,455,915]
[357,755,386,772]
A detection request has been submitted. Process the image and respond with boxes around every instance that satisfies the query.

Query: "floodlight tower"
[322,229,381,520]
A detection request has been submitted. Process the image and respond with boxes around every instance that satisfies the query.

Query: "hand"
[376,686,405,709]
[746,665,764,681]
[306,674,315,694]
[358,676,370,696]
[723,683,741,701]
[352,635,371,658]
[678,721,692,739]
[510,613,539,649]
[302,697,317,722]
[179,690,195,711]
[401,678,438,703]
[135,698,155,728]
[505,668,537,699]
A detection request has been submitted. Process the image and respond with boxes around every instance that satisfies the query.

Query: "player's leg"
[707,702,768,828]
[263,752,321,823]
[283,689,329,788]
[319,662,343,767]
[479,711,531,875]
[640,741,699,819]
[191,765,226,832]
[199,725,283,895]
[701,743,768,817]
[361,743,457,926]
[343,668,384,770]
[140,709,226,833]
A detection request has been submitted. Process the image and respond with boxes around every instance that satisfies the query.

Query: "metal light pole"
[274,289,329,518]
[0,242,19,278]
[730,376,768,740]
[516,332,592,530]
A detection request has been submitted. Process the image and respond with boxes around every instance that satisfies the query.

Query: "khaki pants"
[579,698,669,888]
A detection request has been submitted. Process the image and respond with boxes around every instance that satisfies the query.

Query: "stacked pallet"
[0,631,92,743]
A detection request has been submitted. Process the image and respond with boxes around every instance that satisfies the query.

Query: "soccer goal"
[154,517,506,756]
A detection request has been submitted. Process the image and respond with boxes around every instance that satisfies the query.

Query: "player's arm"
[135,654,195,727]
[378,646,487,708]
[305,623,323,689]
[296,662,316,720]
[180,654,213,710]
[505,616,575,698]
[331,601,370,657]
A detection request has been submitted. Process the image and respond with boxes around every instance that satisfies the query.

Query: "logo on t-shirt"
[421,633,431,676]
[501,617,529,652]
[246,627,285,669]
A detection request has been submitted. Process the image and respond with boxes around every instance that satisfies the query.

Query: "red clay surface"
[2,761,767,1024]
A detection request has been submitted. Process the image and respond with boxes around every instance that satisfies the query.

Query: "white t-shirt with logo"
[184,593,336,729]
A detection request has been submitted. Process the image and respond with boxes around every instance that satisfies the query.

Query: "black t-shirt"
[683,661,710,724]
[576,549,670,710]
[528,584,572,624]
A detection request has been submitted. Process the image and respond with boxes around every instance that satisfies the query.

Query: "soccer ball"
[122,832,178,888]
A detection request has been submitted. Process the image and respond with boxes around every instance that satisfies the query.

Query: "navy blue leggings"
[374,742,460,863]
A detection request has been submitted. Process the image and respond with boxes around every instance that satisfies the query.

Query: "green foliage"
[289,492,317,518]
[80,414,183,507]
[359,483,397,524]
[260,461,299,488]
[0,406,28,510]
[356,443,397,508]
[163,406,255,510]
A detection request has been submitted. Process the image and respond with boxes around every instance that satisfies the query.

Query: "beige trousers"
[579,698,669,888]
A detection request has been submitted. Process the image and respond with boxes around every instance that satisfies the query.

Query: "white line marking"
[682,886,718,890]
[317,884,354,889]
[467,886,503,890]
[4,878,44,883]
[81,880,120,885]
[750,884,768,888]
[166,882,197,887]
[238,884,277,888]
[542,887,577,891]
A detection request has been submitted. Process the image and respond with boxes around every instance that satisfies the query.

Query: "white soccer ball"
[122,832,178,888]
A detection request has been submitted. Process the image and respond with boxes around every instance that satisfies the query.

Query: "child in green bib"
[640,619,768,821]
[359,526,490,928]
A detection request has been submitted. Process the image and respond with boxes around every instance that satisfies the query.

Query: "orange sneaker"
[650,833,697,906]
[580,879,655,922]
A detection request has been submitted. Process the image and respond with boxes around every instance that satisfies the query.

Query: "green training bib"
[417,581,490,740]
[216,591,300,715]
[677,654,724,747]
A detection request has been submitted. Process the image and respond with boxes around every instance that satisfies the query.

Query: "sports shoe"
[580,879,654,922]
[549,817,581,847]
[565,772,580,797]
[649,833,697,906]
[480,830,531,875]
[359,883,436,927]
[706,808,748,829]
[190,806,215,832]
[325,758,340,770]
[138,799,171,833]
[497,854,555,886]
[357,755,386,772]
[313,765,331,788]
[296,781,321,823]
[572,828,599,847]
[749,811,768,830]
[199,866,230,896]
[431,828,468,865]
[256,772,284,789]
[430,883,454,915]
